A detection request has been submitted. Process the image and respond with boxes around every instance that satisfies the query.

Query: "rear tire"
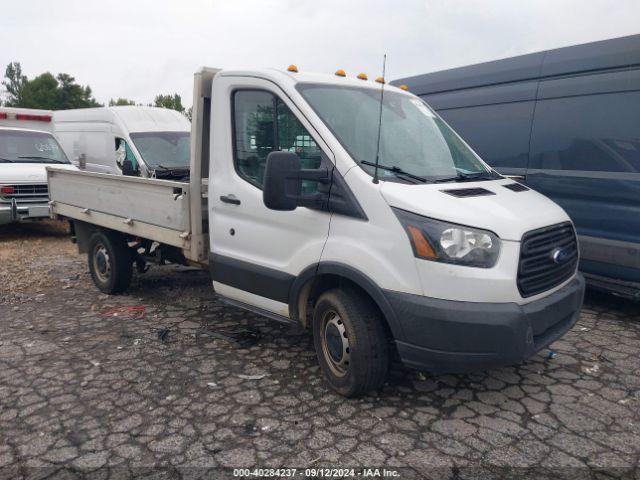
[88,230,133,294]
[312,288,389,397]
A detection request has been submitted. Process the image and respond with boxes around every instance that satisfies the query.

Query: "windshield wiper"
[155,164,189,171]
[17,156,66,164]
[434,171,497,183]
[360,160,426,183]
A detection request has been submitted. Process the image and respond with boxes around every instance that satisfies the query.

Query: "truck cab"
[0,108,77,225]
[48,67,585,397]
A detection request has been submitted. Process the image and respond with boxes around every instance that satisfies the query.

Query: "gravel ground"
[0,221,639,479]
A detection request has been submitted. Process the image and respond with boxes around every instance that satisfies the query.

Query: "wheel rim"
[321,310,350,377]
[92,243,111,283]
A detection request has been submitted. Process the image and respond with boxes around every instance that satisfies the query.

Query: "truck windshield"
[296,84,493,182]
[0,130,70,164]
[129,131,190,169]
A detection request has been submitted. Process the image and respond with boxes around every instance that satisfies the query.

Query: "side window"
[233,90,323,189]
[115,138,138,174]
[530,91,640,173]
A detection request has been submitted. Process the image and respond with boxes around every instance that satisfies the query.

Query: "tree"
[154,93,184,113]
[2,62,102,109]
[2,62,27,106]
[109,98,136,106]
[57,73,101,109]
[19,73,60,109]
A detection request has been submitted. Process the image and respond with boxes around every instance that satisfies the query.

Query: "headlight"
[393,208,501,268]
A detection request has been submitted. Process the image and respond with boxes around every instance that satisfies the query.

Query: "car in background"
[53,106,191,181]
[393,34,640,299]
[0,108,77,225]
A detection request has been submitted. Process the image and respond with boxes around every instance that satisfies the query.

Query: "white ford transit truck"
[47,67,585,397]
[1,108,77,225]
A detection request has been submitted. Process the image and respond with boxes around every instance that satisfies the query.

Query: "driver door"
[208,76,333,317]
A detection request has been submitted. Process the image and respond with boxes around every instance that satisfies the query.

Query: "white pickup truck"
[1,108,77,225]
[48,67,585,397]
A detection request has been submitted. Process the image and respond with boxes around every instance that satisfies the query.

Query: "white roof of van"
[53,106,190,133]
[216,67,411,94]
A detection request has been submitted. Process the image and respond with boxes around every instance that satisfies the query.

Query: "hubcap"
[93,244,111,283]
[321,311,350,377]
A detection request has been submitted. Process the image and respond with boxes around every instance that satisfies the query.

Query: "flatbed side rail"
[47,167,191,249]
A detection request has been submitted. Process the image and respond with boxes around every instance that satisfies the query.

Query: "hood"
[380,178,571,241]
[0,163,77,184]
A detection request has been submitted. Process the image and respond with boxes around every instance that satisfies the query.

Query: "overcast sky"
[2,0,639,106]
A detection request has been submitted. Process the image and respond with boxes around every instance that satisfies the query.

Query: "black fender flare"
[288,261,406,342]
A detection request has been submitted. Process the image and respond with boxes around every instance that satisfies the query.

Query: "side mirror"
[263,151,330,211]
[122,159,136,176]
[263,151,301,211]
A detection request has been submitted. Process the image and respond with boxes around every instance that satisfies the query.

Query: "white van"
[0,108,77,225]
[48,67,585,397]
[53,106,191,180]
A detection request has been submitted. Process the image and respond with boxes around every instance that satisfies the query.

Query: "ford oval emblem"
[551,247,571,264]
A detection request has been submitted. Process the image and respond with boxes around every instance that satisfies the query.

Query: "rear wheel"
[88,230,133,294]
[312,288,389,397]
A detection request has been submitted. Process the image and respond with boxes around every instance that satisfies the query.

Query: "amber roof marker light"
[335,69,346,77]
[375,76,385,84]
[398,84,409,91]
[357,73,368,80]
[287,64,299,73]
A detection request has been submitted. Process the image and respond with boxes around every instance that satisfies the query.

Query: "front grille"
[518,222,578,297]
[0,184,49,203]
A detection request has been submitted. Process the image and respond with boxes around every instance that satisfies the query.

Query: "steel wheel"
[87,230,133,294]
[92,243,111,284]
[320,310,351,377]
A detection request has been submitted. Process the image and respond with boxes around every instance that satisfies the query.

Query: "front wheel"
[88,230,133,294]
[313,288,389,397]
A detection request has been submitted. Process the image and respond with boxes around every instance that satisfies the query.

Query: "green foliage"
[19,73,60,109]
[57,73,101,109]
[2,62,27,106]
[154,93,184,113]
[2,62,102,109]
[109,98,136,106]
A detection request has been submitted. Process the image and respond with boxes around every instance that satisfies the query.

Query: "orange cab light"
[357,73,368,80]
[398,84,409,91]
[407,226,437,259]
[335,69,346,77]
[375,76,385,84]
[287,64,299,73]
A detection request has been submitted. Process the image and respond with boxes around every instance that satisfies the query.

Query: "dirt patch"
[0,220,82,304]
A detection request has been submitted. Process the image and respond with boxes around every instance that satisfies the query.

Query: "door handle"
[220,194,241,205]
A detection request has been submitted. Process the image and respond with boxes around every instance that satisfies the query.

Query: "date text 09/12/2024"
[232,468,401,478]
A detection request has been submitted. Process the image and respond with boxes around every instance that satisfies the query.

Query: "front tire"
[313,288,389,397]
[88,230,133,294]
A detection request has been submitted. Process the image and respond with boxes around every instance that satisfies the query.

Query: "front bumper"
[386,274,585,373]
[0,201,50,225]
